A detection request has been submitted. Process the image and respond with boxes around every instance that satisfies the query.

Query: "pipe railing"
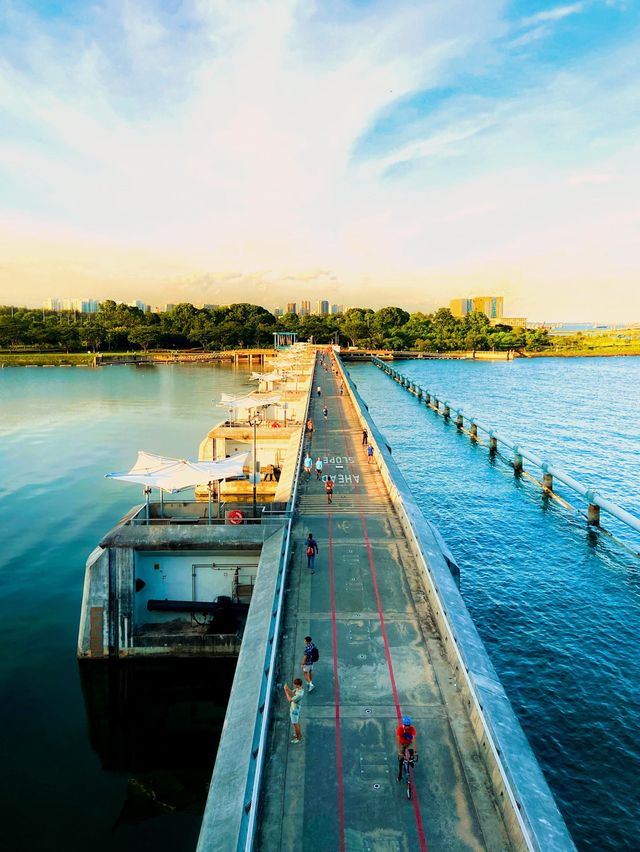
[372,357,640,538]
[237,356,316,850]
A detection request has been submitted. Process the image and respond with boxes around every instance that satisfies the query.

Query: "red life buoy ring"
[271,421,281,428]
[228,509,244,525]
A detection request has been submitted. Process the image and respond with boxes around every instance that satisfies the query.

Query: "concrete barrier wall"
[196,524,287,851]
[335,355,575,852]
[197,352,315,851]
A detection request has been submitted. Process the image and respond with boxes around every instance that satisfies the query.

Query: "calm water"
[0,364,251,852]
[1,358,638,851]
[348,356,640,852]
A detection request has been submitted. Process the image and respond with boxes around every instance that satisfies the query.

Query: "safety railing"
[372,357,640,539]
[235,355,316,850]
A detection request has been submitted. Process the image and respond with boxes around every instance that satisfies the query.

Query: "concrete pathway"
[256,357,512,852]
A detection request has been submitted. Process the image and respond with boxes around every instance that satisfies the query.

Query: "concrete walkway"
[256,358,512,851]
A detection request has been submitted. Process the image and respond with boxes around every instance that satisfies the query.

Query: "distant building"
[286,302,297,315]
[43,298,62,312]
[450,296,503,320]
[299,300,311,317]
[331,304,344,315]
[315,300,329,316]
[473,296,503,319]
[449,298,474,318]
[274,307,284,317]
[451,295,525,328]
[80,299,99,314]
[490,317,527,329]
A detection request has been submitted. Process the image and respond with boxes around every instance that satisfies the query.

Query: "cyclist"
[396,715,417,781]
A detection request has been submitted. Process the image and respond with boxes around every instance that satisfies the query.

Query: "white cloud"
[0,0,638,321]
[520,3,586,28]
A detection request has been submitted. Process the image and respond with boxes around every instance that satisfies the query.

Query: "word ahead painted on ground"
[322,473,360,485]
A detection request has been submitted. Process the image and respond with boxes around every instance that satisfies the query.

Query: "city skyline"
[1,2,640,323]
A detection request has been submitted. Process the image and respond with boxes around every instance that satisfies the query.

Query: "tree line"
[0,301,553,353]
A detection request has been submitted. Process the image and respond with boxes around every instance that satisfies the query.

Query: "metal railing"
[372,357,640,540]
[236,357,316,850]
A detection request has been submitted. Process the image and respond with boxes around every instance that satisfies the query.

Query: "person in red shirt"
[396,715,417,780]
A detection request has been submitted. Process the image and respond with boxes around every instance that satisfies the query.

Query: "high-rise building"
[274,307,284,317]
[450,298,474,318]
[286,302,297,315]
[80,299,99,313]
[450,296,503,319]
[43,298,62,311]
[315,300,329,316]
[330,304,344,315]
[473,296,503,319]
[299,300,311,317]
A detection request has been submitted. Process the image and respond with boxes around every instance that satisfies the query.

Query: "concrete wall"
[336,355,575,852]
[196,524,288,852]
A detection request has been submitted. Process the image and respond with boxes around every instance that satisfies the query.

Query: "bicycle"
[399,747,418,800]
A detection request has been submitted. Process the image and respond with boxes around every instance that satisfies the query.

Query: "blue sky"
[0,0,639,321]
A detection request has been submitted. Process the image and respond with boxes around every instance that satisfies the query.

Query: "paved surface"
[256,358,513,852]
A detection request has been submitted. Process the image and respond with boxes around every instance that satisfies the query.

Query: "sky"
[1,0,639,322]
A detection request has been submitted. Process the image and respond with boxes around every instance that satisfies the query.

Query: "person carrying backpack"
[301,635,319,692]
[306,533,319,573]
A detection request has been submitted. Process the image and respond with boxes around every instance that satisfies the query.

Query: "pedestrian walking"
[362,428,368,446]
[322,405,328,420]
[367,444,374,465]
[301,636,319,691]
[317,386,322,397]
[339,383,344,395]
[306,532,319,572]
[315,457,323,480]
[325,477,334,504]
[304,453,312,478]
[306,417,314,435]
[284,679,304,743]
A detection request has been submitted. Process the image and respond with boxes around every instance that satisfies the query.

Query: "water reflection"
[79,659,236,830]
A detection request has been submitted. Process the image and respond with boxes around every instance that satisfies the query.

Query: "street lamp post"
[248,410,264,518]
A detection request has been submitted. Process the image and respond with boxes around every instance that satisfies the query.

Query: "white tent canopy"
[250,371,284,381]
[218,392,281,408]
[106,451,248,492]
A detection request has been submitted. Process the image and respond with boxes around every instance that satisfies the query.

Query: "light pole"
[248,410,263,518]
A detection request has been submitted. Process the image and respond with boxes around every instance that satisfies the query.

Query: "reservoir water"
[0,357,638,850]
[0,364,252,852]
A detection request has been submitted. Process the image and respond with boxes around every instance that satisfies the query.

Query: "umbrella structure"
[106,451,249,523]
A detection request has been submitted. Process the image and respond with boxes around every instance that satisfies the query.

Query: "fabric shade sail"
[250,371,283,381]
[105,451,249,492]
[218,392,281,408]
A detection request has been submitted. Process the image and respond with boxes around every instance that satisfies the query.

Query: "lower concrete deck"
[256,362,513,851]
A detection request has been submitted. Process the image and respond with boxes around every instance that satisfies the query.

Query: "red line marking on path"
[330,355,429,851]
[319,362,346,852]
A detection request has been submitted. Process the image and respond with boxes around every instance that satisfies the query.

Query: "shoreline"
[1,348,640,367]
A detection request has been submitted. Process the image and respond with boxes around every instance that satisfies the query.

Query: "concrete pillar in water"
[513,450,523,474]
[443,404,450,419]
[489,434,497,453]
[586,490,600,525]
[470,423,478,440]
[433,397,439,411]
[425,392,431,404]
[456,412,464,430]
[542,472,553,491]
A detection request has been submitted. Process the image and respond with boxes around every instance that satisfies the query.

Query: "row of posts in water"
[371,357,640,540]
